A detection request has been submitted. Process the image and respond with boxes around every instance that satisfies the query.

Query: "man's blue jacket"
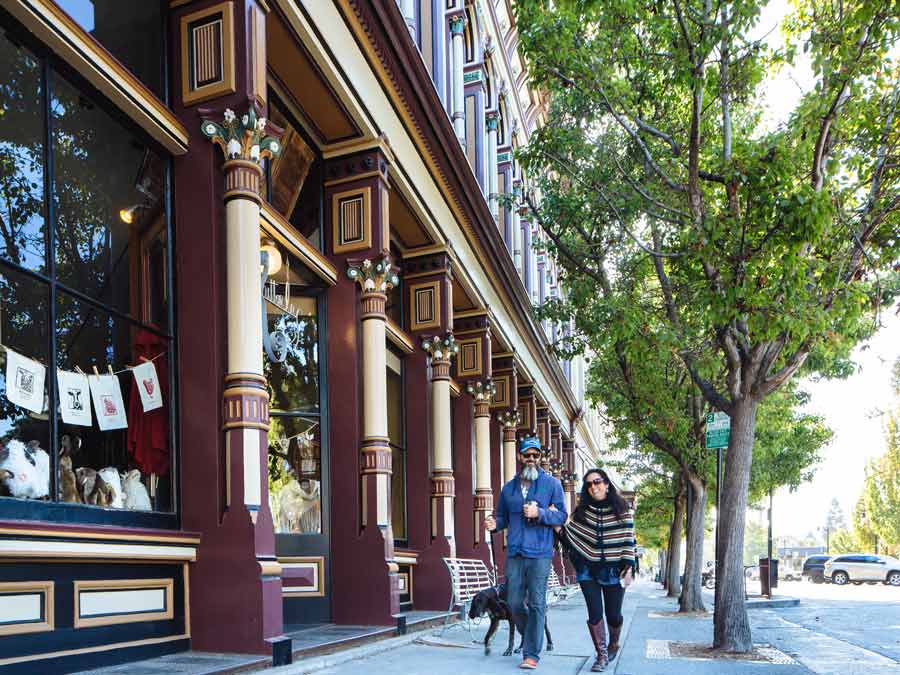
[493,468,568,559]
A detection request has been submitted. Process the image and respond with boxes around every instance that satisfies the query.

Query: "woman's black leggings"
[579,579,625,627]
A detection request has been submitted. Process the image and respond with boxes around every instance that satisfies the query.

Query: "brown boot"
[607,622,623,662]
[586,621,608,672]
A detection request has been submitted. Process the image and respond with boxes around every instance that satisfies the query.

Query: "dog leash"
[488,512,498,579]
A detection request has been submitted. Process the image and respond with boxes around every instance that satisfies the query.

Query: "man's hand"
[523,502,540,519]
[484,515,497,532]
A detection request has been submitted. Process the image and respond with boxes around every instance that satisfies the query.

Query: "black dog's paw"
[503,648,513,656]
[484,646,491,656]
[514,646,522,654]
[546,643,554,652]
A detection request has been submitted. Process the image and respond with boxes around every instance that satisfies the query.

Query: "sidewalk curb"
[746,597,800,609]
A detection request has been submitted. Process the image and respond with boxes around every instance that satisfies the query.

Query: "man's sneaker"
[519,658,538,669]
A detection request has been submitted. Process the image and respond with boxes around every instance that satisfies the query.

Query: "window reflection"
[0,33,46,272]
[268,415,321,534]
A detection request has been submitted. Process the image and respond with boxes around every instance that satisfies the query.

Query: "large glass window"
[56,0,166,99]
[265,236,326,535]
[0,30,175,518]
[387,347,406,543]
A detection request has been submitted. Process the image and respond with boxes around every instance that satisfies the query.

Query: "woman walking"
[557,469,636,672]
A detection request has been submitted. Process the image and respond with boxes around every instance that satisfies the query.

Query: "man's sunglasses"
[522,452,542,460]
[586,478,607,486]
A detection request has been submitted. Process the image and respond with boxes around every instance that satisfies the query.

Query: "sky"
[746,0,900,542]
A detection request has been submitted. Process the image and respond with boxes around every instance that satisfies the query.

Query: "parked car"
[801,555,831,583]
[780,565,801,582]
[824,554,900,586]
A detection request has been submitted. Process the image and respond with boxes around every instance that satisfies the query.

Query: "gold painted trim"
[456,337,483,378]
[401,244,450,259]
[322,135,395,164]
[0,540,197,562]
[408,280,441,331]
[332,186,373,254]
[449,378,461,397]
[261,203,338,285]
[224,372,267,383]
[183,562,191,638]
[180,1,237,106]
[0,634,190,668]
[402,270,450,281]
[73,578,174,629]
[0,581,54,636]
[6,0,188,155]
[223,421,270,431]
[454,309,489,319]
[0,527,200,546]
[170,0,193,6]
[385,318,415,354]
[223,386,271,398]
[279,556,325,598]
[323,169,383,188]
[258,560,283,577]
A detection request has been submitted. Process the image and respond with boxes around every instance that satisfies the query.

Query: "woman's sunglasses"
[586,478,607,486]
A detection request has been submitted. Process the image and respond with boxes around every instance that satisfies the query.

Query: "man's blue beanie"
[519,436,542,453]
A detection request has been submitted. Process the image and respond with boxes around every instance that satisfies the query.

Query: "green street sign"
[706,411,730,449]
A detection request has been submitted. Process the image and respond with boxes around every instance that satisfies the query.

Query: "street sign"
[705,411,730,449]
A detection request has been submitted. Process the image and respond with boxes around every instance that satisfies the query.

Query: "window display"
[0,31,175,517]
[264,235,324,534]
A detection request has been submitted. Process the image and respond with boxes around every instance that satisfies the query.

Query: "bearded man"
[484,437,567,670]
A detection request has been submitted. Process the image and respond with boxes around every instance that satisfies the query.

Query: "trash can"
[759,557,779,595]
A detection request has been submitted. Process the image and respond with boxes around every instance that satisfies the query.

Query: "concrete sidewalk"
[264,580,810,675]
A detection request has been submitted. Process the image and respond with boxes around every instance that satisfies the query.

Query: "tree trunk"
[666,480,685,598]
[713,397,759,652]
[659,549,668,588]
[680,469,707,612]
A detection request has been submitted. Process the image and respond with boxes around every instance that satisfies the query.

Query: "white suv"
[824,553,900,586]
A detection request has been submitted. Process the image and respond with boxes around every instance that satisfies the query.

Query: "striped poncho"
[562,501,636,568]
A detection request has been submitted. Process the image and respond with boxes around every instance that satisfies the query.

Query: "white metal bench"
[443,557,497,616]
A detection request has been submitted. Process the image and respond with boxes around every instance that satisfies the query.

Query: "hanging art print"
[88,374,128,431]
[5,348,46,414]
[131,360,163,412]
[57,369,92,426]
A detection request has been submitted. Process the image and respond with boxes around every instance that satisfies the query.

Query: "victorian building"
[0,0,607,671]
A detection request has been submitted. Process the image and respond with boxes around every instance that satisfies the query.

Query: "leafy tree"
[513,0,900,651]
[862,385,900,552]
[829,529,858,554]
[825,497,847,534]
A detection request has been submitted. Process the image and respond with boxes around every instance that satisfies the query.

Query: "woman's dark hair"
[574,468,629,521]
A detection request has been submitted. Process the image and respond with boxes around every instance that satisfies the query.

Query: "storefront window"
[56,0,166,99]
[265,236,325,534]
[0,31,175,518]
[387,348,406,542]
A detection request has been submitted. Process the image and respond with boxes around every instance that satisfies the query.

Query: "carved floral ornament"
[497,409,520,427]
[466,379,496,401]
[421,333,459,362]
[346,256,399,293]
[201,106,281,163]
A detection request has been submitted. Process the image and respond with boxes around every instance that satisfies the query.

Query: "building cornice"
[338,0,579,421]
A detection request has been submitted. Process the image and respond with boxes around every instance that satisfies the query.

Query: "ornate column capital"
[201,106,280,203]
[347,255,399,319]
[466,378,496,403]
[449,14,466,35]
[421,332,458,379]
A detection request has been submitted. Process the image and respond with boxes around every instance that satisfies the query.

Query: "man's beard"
[520,464,539,481]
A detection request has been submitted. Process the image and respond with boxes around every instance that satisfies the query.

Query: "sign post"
[706,411,730,579]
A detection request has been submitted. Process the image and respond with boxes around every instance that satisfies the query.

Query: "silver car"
[824,553,900,586]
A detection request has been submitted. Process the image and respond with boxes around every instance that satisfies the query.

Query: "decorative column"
[347,257,400,531]
[498,409,520,484]
[562,438,576,514]
[201,108,280,519]
[467,379,496,542]
[486,111,500,219]
[449,14,466,144]
[513,187,524,279]
[536,406,551,472]
[422,333,459,555]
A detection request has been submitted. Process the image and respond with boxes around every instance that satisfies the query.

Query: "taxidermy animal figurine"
[60,434,81,458]
[97,467,124,509]
[59,455,81,503]
[0,440,50,499]
[86,473,115,507]
[76,467,97,502]
[122,470,151,511]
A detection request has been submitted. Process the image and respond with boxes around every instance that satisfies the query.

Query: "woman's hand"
[621,566,634,589]
[548,504,562,533]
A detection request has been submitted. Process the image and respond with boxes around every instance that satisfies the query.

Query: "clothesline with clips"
[1,344,165,375]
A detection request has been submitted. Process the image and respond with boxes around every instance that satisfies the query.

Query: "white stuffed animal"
[97,467,124,509]
[121,470,151,511]
[0,440,49,499]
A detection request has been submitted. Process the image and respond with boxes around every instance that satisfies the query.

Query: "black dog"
[468,583,554,656]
